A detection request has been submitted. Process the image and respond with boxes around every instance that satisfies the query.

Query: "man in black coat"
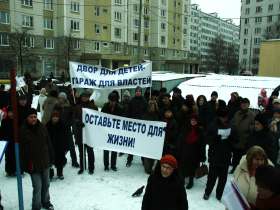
[203,107,234,201]
[101,91,123,171]
[142,154,188,210]
[126,86,147,167]
[20,108,54,210]
[206,91,218,122]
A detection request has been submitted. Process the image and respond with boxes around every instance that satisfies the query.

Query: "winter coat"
[197,104,208,128]
[177,126,206,177]
[72,100,98,145]
[163,117,178,156]
[255,194,280,210]
[206,100,217,122]
[270,119,280,165]
[234,156,274,205]
[101,102,123,116]
[171,96,185,115]
[127,96,147,119]
[227,99,240,121]
[41,96,59,125]
[206,118,234,166]
[20,120,54,173]
[175,109,190,132]
[17,104,30,126]
[142,168,188,210]
[231,109,255,150]
[0,90,9,109]
[247,129,278,164]
[46,120,68,168]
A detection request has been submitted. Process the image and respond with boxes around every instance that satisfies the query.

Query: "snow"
[0,150,226,210]
[177,74,280,109]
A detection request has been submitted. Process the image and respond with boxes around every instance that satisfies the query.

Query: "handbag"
[195,163,209,179]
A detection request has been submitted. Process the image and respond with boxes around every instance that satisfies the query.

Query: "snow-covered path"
[0,149,225,210]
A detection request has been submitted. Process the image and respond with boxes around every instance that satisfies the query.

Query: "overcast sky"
[191,0,241,25]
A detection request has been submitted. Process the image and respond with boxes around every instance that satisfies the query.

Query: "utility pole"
[137,0,143,63]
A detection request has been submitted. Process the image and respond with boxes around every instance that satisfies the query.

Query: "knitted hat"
[172,87,181,94]
[211,91,218,97]
[160,154,178,169]
[27,108,37,117]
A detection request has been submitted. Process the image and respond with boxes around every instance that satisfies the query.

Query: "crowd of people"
[0,77,280,210]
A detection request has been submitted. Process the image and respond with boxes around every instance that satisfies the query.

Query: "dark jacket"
[72,100,98,145]
[0,90,9,109]
[171,96,185,115]
[247,129,277,164]
[207,118,234,166]
[142,167,188,210]
[128,96,147,119]
[20,120,54,173]
[17,104,30,126]
[197,104,208,128]
[101,102,123,116]
[206,100,217,122]
[46,120,68,167]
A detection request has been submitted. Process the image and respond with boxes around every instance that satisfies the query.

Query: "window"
[144,7,148,15]
[254,48,260,55]
[255,17,262,23]
[266,26,272,33]
[183,28,187,35]
[268,4,273,11]
[114,12,121,21]
[144,19,149,28]
[133,33,138,41]
[245,8,250,15]
[245,18,249,24]
[255,27,261,34]
[133,47,137,56]
[256,6,262,13]
[44,38,54,49]
[23,36,34,48]
[144,34,148,42]
[133,4,138,12]
[161,0,166,5]
[0,33,9,46]
[246,0,250,5]
[22,15,33,27]
[0,11,10,24]
[161,9,166,17]
[114,27,121,38]
[115,0,121,4]
[161,36,165,44]
[134,19,140,27]
[94,7,100,16]
[94,41,100,51]
[44,0,53,10]
[114,43,121,52]
[161,48,166,56]
[71,39,80,49]
[244,38,248,45]
[254,37,261,45]
[267,16,273,23]
[21,0,32,7]
[70,20,80,31]
[71,2,80,12]
[44,18,53,29]
[243,48,247,55]
[161,22,166,30]
[144,49,148,56]
[244,28,248,35]
[95,24,100,34]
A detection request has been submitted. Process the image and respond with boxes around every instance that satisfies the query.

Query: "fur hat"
[211,91,218,97]
[160,154,178,169]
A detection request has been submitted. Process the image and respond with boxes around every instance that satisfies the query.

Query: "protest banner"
[82,108,166,160]
[69,61,152,89]
[222,180,251,210]
[0,141,8,164]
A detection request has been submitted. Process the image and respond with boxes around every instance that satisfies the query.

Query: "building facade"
[190,4,240,72]
[239,0,280,74]
[0,0,198,78]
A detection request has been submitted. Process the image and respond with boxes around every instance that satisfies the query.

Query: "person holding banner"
[126,86,147,167]
[142,154,188,210]
[101,91,124,171]
[73,90,97,175]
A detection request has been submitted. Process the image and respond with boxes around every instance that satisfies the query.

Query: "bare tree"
[225,43,239,75]
[263,21,280,40]
[9,29,33,75]
[207,35,226,73]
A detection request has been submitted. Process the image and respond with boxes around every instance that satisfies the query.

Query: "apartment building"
[190,4,240,72]
[0,0,195,78]
[239,0,280,74]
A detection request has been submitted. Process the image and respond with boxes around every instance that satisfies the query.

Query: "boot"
[186,177,194,189]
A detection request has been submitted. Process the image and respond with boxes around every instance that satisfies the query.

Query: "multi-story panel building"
[239,0,280,74]
[190,4,240,72]
[0,0,196,78]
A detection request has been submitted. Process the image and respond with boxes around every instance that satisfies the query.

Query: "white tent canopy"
[177,74,280,109]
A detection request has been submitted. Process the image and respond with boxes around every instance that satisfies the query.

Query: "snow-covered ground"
[0,149,227,210]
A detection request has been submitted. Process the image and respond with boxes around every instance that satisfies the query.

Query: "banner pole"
[10,68,24,210]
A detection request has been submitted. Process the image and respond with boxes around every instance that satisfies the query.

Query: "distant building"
[239,0,280,75]
[259,39,280,77]
[190,4,240,72]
